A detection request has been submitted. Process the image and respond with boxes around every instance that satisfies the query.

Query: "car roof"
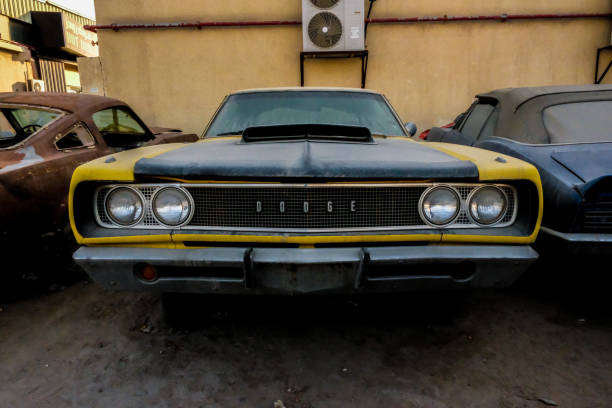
[0,92,126,113]
[475,85,612,143]
[230,87,382,95]
[477,84,612,112]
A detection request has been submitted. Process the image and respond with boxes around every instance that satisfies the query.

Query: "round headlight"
[152,187,193,226]
[105,187,144,226]
[420,186,460,226]
[468,186,507,225]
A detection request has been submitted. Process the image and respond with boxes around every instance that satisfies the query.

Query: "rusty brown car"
[0,92,198,247]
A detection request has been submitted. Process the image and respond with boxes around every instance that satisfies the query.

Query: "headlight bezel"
[418,185,462,227]
[103,186,146,227]
[467,185,509,226]
[150,186,195,227]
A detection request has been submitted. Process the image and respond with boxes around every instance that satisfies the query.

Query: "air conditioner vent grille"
[308,12,343,48]
[310,0,340,9]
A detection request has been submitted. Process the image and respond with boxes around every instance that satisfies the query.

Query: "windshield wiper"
[215,130,244,136]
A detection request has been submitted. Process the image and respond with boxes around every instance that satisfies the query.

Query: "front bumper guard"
[74,245,538,294]
[539,227,612,255]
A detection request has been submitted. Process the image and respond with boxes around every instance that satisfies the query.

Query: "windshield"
[92,107,147,135]
[92,106,153,149]
[0,107,62,149]
[205,91,406,137]
[543,101,612,144]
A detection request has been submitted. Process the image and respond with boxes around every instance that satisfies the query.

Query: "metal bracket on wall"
[300,50,369,89]
[594,45,612,84]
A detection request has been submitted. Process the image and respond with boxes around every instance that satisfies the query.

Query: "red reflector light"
[136,264,158,282]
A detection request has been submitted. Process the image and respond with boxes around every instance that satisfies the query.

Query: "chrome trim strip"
[93,183,519,232]
[540,227,612,243]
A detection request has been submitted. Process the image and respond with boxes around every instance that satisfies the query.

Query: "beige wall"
[77,56,105,95]
[94,0,612,134]
[0,49,31,92]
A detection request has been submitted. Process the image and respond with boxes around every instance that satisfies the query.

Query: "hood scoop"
[242,124,373,143]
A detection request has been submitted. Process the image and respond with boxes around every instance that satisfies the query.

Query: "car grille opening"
[580,184,612,233]
[185,186,428,230]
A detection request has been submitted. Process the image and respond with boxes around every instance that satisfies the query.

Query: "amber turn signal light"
[135,264,159,282]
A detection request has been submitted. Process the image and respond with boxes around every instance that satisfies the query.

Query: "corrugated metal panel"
[0,0,95,25]
[39,58,65,92]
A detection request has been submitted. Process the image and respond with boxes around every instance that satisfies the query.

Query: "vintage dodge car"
[71,88,542,295]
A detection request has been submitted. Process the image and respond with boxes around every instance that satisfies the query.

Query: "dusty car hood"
[550,143,612,184]
[132,137,479,181]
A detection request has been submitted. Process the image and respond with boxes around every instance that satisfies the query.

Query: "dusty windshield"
[0,107,62,148]
[205,91,407,137]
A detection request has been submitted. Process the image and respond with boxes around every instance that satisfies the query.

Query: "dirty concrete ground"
[1,261,611,408]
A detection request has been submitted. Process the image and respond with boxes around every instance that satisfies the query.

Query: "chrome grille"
[580,191,612,232]
[186,186,428,230]
[96,187,111,225]
[94,183,518,232]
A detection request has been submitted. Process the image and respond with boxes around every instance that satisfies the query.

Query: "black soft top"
[475,85,612,143]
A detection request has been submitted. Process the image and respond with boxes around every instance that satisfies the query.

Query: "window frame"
[457,98,499,143]
[0,104,66,150]
[91,105,153,139]
[53,122,97,151]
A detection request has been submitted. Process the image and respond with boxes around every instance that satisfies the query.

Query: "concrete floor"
[1,269,611,408]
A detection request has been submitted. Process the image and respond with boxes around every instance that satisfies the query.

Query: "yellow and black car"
[70,88,542,295]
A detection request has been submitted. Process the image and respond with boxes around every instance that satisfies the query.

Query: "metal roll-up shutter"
[39,58,66,92]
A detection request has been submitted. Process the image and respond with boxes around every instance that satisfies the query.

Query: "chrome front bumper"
[539,227,612,255]
[74,245,538,294]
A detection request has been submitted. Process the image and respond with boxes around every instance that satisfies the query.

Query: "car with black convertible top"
[425,85,612,254]
[70,88,543,295]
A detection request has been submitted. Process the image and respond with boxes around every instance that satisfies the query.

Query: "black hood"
[550,143,612,185]
[133,137,479,181]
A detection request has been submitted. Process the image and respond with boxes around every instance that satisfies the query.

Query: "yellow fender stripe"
[426,142,543,242]
[69,143,186,244]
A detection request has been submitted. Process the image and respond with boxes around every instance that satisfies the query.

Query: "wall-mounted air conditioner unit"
[28,79,46,92]
[302,0,365,52]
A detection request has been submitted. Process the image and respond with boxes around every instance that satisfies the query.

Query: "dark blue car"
[426,85,612,254]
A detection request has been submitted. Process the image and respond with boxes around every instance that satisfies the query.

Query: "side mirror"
[404,122,417,137]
